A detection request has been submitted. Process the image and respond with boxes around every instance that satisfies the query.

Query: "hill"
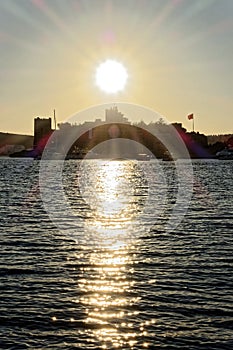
[0,132,33,155]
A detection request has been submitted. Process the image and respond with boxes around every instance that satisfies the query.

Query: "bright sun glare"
[95,59,128,93]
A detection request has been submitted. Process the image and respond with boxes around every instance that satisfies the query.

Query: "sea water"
[0,159,232,349]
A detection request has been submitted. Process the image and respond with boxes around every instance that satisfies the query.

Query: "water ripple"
[0,159,232,349]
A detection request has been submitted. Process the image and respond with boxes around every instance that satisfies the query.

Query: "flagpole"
[187,113,194,132]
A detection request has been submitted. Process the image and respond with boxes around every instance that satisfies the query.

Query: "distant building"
[105,106,129,123]
[226,136,233,149]
[34,117,52,148]
[172,122,187,133]
[207,134,232,145]
[188,131,208,148]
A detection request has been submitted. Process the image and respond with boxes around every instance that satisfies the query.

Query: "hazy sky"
[0,0,233,135]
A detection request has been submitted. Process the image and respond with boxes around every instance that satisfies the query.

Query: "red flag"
[187,113,194,120]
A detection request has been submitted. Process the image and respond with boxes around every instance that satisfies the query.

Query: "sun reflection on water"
[79,160,146,224]
[75,160,153,348]
[78,246,141,349]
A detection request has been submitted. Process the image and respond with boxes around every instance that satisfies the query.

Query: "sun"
[95,59,128,93]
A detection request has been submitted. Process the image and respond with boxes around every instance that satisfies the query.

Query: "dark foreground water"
[0,159,232,350]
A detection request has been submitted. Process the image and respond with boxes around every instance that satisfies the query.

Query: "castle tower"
[34,117,52,149]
